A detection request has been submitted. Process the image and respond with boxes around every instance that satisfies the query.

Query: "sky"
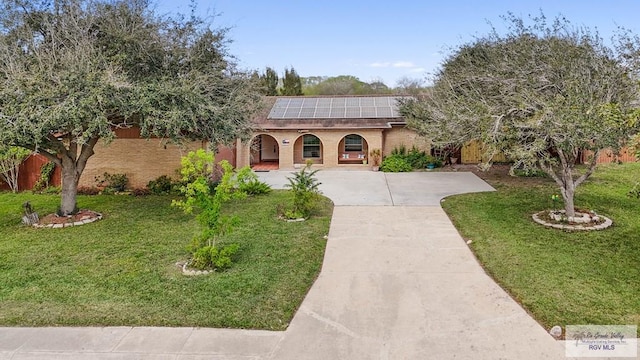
[154,0,640,87]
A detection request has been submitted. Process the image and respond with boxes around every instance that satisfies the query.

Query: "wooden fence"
[461,140,509,164]
[460,140,636,165]
[0,154,61,191]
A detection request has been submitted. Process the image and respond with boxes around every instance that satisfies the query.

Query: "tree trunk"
[60,156,79,215]
[560,181,576,218]
[54,137,99,216]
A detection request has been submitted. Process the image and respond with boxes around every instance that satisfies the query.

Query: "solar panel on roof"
[314,108,331,117]
[345,108,361,117]
[317,99,332,106]
[267,96,403,119]
[301,98,317,108]
[345,98,359,106]
[376,108,393,117]
[330,108,345,118]
[359,98,375,106]
[331,98,346,107]
[298,108,316,117]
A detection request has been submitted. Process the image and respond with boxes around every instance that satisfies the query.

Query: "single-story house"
[2,95,636,190]
[235,95,430,171]
[78,95,429,188]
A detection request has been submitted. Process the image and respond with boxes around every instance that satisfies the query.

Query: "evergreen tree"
[281,67,303,96]
[259,67,279,96]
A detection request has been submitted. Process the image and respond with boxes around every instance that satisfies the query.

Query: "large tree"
[0,0,262,215]
[400,14,640,217]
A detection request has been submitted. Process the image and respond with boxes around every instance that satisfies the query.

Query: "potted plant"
[425,155,436,170]
[369,148,382,171]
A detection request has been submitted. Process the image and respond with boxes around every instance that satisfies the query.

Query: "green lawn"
[0,190,333,329]
[442,163,640,333]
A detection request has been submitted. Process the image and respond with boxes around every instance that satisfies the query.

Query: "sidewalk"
[1,171,569,359]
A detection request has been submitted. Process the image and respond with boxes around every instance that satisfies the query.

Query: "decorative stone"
[532,210,613,231]
[52,223,63,229]
[549,325,563,338]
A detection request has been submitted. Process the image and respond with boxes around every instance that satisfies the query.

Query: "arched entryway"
[250,134,279,170]
[338,134,369,164]
[294,134,323,165]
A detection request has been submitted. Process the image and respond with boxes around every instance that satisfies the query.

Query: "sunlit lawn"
[0,190,332,330]
[442,163,640,334]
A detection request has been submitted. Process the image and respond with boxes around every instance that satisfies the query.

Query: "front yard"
[442,163,640,333]
[0,191,332,330]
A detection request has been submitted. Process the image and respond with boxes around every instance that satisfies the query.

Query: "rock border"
[178,261,214,276]
[532,210,613,231]
[32,211,103,228]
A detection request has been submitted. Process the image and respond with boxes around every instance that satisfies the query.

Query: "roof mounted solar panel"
[267,96,403,119]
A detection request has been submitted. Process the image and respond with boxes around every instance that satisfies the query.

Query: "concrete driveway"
[256,170,495,206]
[1,170,570,359]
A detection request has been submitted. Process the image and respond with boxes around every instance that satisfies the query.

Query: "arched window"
[303,135,321,158]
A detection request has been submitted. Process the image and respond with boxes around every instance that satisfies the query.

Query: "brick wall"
[79,139,205,189]
[382,126,431,157]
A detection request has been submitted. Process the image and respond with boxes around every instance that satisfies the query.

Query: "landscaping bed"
[441,163,640,335]
[0,190,332,329]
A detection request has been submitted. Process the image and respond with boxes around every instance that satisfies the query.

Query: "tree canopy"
[303,75,391,95]
[400,13,640,217]
[0,0,263,214]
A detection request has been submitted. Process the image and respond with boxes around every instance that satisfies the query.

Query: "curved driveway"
[0,171,567,359]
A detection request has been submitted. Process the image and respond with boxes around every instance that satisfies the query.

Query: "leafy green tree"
[259,67,279,96]
[400,13,640,217]
[280,67,303,95]
[0,146,31,192]
[0,0,262,215]
[304,75,391,95]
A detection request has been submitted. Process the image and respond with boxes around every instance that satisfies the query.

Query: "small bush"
[190,243,240,271]
[284,163,321,219]
[147,175,176,195]
[380,155,413,172]
[239,179,272,195]
[95,172,128,192]
[236,166,271,195]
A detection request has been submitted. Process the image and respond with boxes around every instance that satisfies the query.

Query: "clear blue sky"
[154,0,640,87]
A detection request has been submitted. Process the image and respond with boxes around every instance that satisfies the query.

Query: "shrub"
[147,175,176,195]
[190,243,240,270]
[173,151,247,271]
[284,162,321,219]
[380,155,413,172]
[236,166,271,195]
[95,172,128,192]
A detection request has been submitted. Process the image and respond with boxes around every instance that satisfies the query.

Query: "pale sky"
[154,0,640,87]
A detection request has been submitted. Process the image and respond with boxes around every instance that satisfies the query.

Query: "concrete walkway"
[1,171,567,359]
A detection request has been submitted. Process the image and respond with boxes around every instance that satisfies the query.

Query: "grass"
[441,163,640,333]
[0,190,333,330]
